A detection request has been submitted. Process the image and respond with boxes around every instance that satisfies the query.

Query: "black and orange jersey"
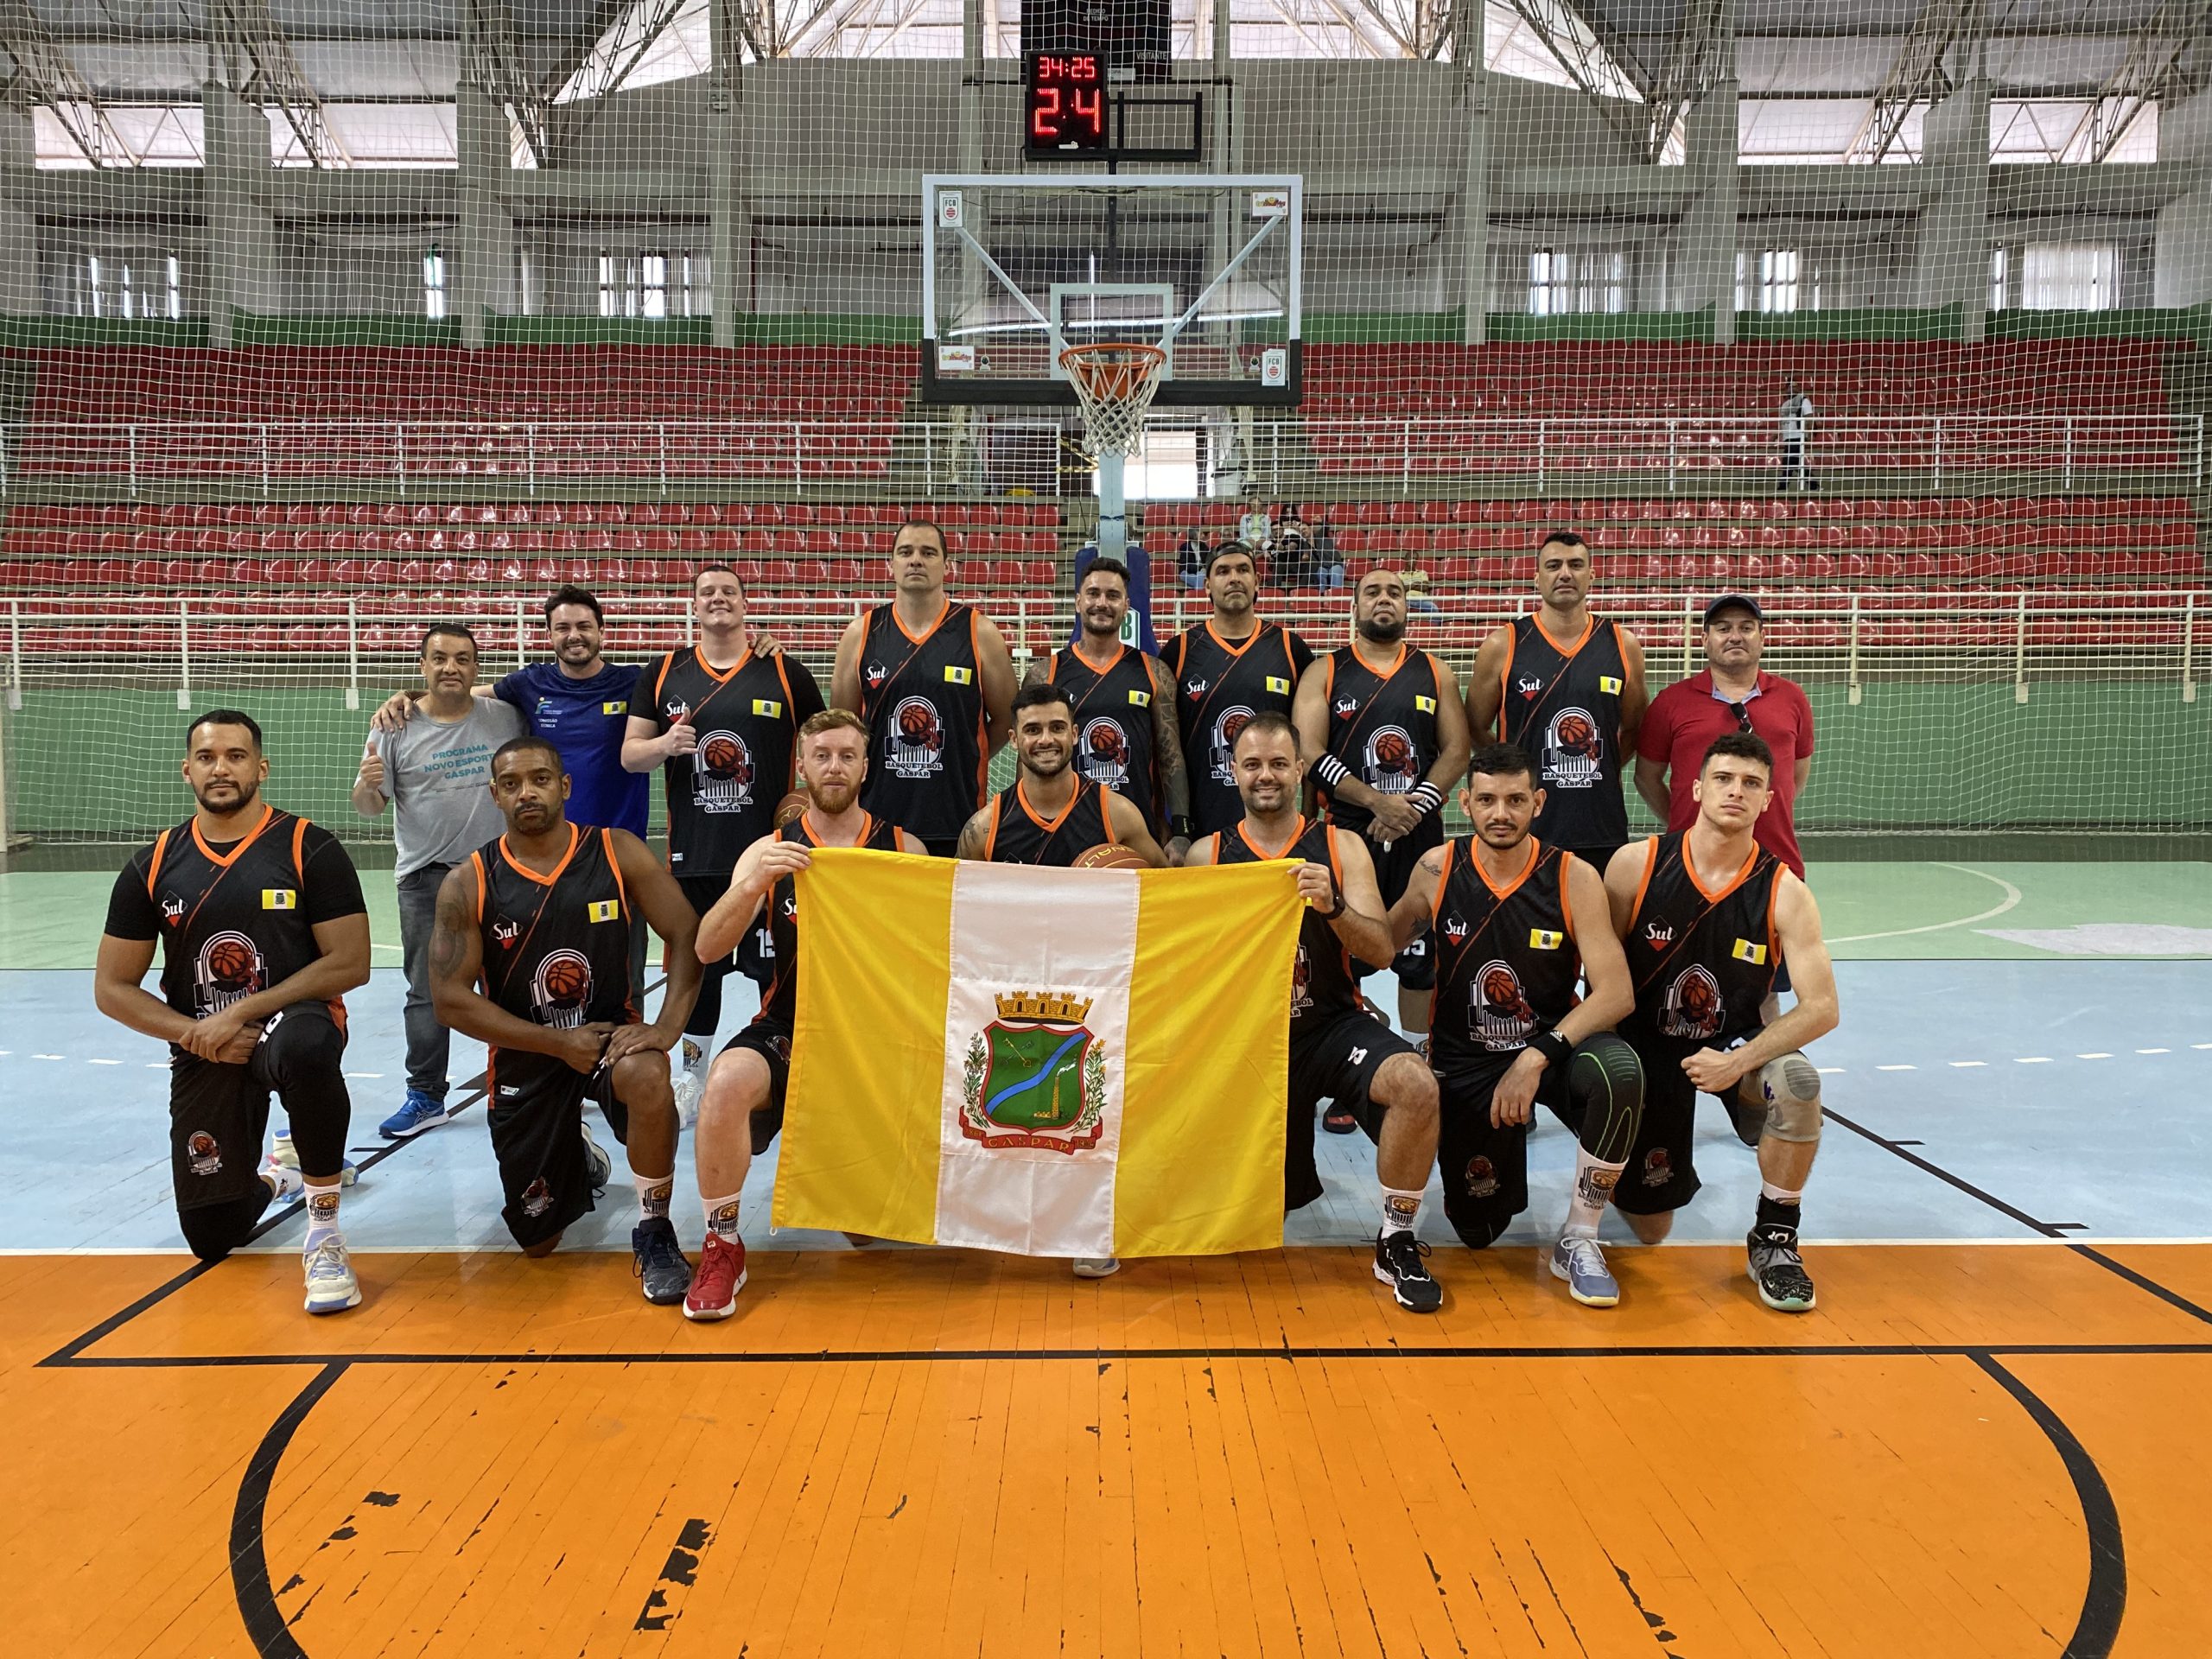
[1161,620,1313,836]
[760,811,903,1026]
[1495,613,1631,852]
[469,823,639,1046]
[1621,831,1783,1052]
[106,805,365,1025]
[631,645,824,878]
[1211,814,1357,1030]
[855,600,990,844]
[1046,642,1162,827]
[1315,644,1448,836]
[981,777,1116,867]
[1427,836,1582,1070]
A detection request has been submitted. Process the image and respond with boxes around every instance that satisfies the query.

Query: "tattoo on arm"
[429,887,470,982]
[957,813,988,861]
[1151,659,1189,818]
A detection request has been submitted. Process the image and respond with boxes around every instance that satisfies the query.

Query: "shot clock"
[1024,53,1109,157]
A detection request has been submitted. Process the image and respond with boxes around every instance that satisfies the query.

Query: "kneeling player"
[1185,712,1445,1313]
[95,709,373,1315]
[429,736,704,1303]
[1387,743,1644,1306]
[682,710,924,1320]
[1604,731,1840,1312]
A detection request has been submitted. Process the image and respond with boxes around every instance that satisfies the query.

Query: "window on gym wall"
[422,247,448,319]
[1989,248,2010,312]
[2019,243,2117,310]
[598,251,711,319]
[1527,250,1627,315]
[66,250,187,320]
[1734,249,1803,314]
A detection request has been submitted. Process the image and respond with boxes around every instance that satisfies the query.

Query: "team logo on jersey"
[864,663,889,690]
[1184,677,1210,698]
[1332,696,1360,720]
[1659,963,1726,1040]
[160,894,185,925]
[521,1176,554,1218]
[1441,914,1469,945]
[1515,676,1546,698]
[886,696,946,780]
[1641,1147,1674,1188]
[1643,920,1675,945]
[1541,706,1604,791]
[1363,725,1421,793]
[1465,1155,1500,1200]
[193,930,264,1018]
[1208,705,1257,785]
[492,918,520,948]
[1080,718,1131,789]
[1732,938,1769,965]
[186,1131,222,1177]
[959,990,1107,1154]
[1290,944,1314,1018]
[1470,959,1539,1051]
[694,728,756,814]
[666,699,690,721]
[1264,676,1291,694]
[261,889,296,910]
[530,948,595,1029]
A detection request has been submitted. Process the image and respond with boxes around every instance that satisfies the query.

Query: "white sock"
[1760,1180,1804,1205]
[302,1179,342,1249]
[635,1173,673,1223]
[680,1038,706,1072]
[1380,1185,1424,1237]
[1562,1147,1628,1240]
[702,1192,743,1241]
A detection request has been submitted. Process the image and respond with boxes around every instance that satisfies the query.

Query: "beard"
[1357,613,1406,645]
[1022,747,1071,780]
[192,777,261,815]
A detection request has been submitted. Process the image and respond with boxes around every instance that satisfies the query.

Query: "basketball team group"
[92,522,1839,1325]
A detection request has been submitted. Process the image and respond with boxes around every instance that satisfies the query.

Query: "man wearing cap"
[1634,594,1815,881]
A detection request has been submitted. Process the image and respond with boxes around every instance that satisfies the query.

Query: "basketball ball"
[1072,843,1147,871]
[206,938,255,984]
[702,734,741,775]
[773,791,810,830]
[541,955,589,1004]
[1373,731,1413,769]
[899,702,937,739]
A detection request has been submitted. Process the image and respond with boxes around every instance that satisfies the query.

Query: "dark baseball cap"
[1702,594,1764,625]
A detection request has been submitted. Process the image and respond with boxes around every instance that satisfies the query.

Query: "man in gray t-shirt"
[353,624,525,1139]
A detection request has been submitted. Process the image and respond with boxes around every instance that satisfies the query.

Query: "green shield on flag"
[979,1019,1094,1131]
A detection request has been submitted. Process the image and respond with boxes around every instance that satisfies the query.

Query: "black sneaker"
[1372,1230,1442,1313]
[632,1217,694,1306]
[1747,1224,1816,1313]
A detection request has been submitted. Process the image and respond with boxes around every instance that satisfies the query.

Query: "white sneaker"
[261,1154,306,1204]
[1071,1256,1121,1279]
[302,1236,362,1315]
[270,1132,358,1186]
[672,1056,706,1131]
[581,1122,613,1197]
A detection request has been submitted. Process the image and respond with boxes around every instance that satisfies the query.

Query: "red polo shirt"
[1637,670,1815,876]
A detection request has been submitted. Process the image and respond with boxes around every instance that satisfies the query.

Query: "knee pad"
[1758,1052,1823,1144]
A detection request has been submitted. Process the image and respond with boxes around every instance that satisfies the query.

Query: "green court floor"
[3,860,2207,970]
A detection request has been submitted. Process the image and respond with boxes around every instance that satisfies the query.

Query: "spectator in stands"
[1635,595,1813,883]
[1238,497,1274,553]
[1274,518,1319,588]
[1778,378,1816,493]
[1313,516,1343,588]
[353,624,524,1141]
[1402,569,1439,613]
[1177,527,1207,590]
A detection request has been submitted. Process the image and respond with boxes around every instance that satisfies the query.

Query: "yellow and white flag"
[777,849,1301,1258]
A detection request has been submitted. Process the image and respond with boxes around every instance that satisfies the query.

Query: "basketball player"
[681,709,925,1319]
[622,563,825,1118]
[1184,713,1445,1314]
[1291,566,1471,1044]
[1603,731,1839,1313]
[957,683,1168,868]
[94,710,372,1314]
[428,736,705,1305]
[1385,743,1645,1307]
[1025,556,1192,860]
[1160,540,1314,839]
[830,519,1018,856]
[1464,531,1649,871]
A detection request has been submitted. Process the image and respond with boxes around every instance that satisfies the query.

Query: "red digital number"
[1073,86,1103,138]
[1071,55,1096,80]
[1031,84,1061,142]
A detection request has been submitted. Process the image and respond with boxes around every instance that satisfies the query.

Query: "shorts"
[718,1014,793,1156]
[1433,1052,1580,1243]
[1283,1008,1416,1211]
[922,836,962,860]
[1609,1026,1757,1216]
[485,1046,632,1249]
[168,999,346,1214]
[679,870,772,988]
[1344,812,1445,989]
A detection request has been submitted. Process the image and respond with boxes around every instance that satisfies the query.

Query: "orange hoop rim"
[1059,340,1167,401]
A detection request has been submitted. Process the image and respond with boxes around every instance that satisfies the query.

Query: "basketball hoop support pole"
[1097,452,1129,567]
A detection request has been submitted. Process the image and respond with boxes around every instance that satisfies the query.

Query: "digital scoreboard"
[1024,52,1109,157]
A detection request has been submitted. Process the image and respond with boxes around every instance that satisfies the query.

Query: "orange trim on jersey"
[1556,848,1578,943]
[1234,813,1309,862]
[1352,641,1410,682]
[982,795,1004,861]
[601,828,630,918]
[1628,835,1661,922]
[469,850,488,923]
[1495,624,1516,741]
[1765,866,1784,974]
[1015,778,1088,836]
[189,802,276,869]
[1071,639,1124,677]
[289,816,309,885]
[1533,612,1597,659]
[893,598,953,648]
[652,651,677,704]
[1681,835,1761,906]
[968,607,990,809]
[1203,619,1263,658]
[1471,836,1541,903]
[144,828,174,899]
[498,822,582,888]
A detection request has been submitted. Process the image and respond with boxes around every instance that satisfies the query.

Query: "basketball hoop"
[1060,341,1167,458]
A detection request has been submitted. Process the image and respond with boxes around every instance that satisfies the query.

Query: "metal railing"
[3,590,2202,713]
[0,412,2199,499]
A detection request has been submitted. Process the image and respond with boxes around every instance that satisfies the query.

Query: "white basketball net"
[1060,343,1166,458]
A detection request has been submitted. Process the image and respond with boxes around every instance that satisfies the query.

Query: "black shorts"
[921,836,962,860]
[485,1046,632,1249]
[1346,815,1445,990]
[1610,1027,1758,1216]
[679,869,772,988]
[1284,1007,1417,1210]
[168,1000,345,1214]
[718,1014,793,1155]
[1433,1052,1581,1243]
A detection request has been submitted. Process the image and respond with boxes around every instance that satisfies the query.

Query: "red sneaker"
[683,1232,747,1322]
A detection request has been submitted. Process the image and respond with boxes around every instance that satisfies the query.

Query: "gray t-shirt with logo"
[369,698,528,875]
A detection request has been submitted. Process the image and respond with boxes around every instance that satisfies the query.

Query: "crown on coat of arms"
[995,989,1093,1025]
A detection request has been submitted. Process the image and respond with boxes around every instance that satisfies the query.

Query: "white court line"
[31,1053,63,1060]
[2138,1047,2171,1054]
[1949,1060,1986,1068]
[2078,1052,2113,1059]
[2015,1057,2053,1064]
[1876,1064,1916,1071]
[86,1058,119,1065]
[1826,862,2024,945]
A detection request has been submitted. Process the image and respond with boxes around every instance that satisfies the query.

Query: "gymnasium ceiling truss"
[209,0,350,168]
[467,0,702,167]
[1844,0,1986,165]
[463,0,559,167]
[0,0,138,167]
[1640,0,1728,163]
[2056,0,2208,163]
[722,0,944,61]
[1496,0,1655,155]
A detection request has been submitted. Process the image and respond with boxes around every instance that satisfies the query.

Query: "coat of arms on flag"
[962,991,1107,1152]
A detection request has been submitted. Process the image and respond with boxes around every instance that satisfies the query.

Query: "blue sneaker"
[378,1090,450,1141]
[1550,1235,1621,1308]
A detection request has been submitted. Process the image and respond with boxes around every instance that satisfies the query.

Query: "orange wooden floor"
[8,1243,2210,1658]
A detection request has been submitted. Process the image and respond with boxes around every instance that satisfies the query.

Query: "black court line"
[1825,1108,2212,1328]
[1974,1354,2126,1659]
[231,1362,347,1659]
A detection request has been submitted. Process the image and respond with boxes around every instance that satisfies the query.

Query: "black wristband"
[1407,782,1445,816]
[1313,754,1351,789]
[1171,816,1195,842]
[1528,1027,1573,1068]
